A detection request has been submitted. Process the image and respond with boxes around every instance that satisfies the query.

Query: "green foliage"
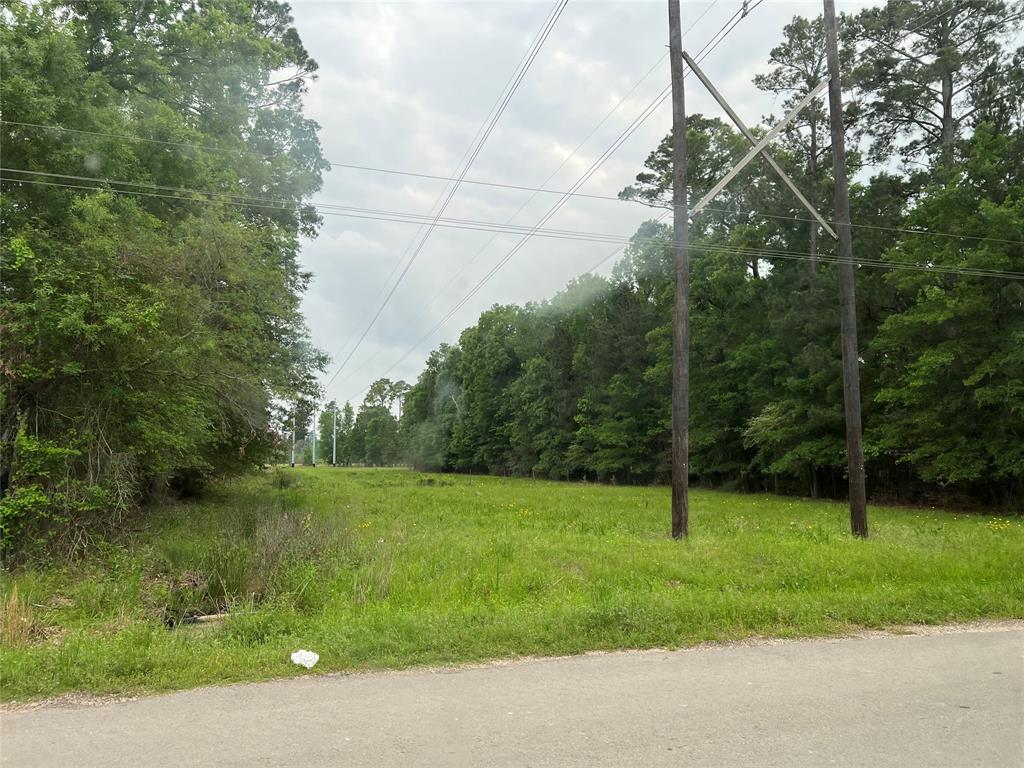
[870,127,1024,496]
[0,0,328,550]
[0,432,111,557]
[344,380,405,467]
[846,0,1022,165]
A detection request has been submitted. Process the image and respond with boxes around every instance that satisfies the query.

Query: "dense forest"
[1,0,327,552]
[390,1,1024,506]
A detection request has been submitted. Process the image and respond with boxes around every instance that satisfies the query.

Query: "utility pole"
[668,0,689,539]
[823,0,868,537]
[290,412,296,468]
[332,406,337,467]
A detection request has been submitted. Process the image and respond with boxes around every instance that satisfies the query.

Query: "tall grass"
[1,586,34,647]
[1,467,1021,702]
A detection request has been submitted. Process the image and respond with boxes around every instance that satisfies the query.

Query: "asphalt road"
[2,627,1021,767]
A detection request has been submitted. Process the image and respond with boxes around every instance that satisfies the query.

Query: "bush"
[0,432,119,558]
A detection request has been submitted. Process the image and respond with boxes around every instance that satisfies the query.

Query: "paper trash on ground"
[291,649,319,669]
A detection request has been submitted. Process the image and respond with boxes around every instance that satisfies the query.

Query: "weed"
[224,603,301,646]
[271,467,299,490]
[1,586,34,647]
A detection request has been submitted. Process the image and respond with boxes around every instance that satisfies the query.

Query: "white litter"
[290,649,319,669]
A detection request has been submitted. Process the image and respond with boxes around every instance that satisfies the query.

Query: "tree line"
[285,379,410,467]
[395,1,1024,506]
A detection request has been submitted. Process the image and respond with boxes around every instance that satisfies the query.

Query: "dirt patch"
[2,692,138,713]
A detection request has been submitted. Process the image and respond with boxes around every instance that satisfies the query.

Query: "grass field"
[1,467,1022,702]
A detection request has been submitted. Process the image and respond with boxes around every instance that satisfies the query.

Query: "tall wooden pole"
[823,0,868,537]
[668,0,689,539]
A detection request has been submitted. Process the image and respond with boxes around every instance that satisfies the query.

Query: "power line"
[1,117,649,205]
[9,175,1022,281]
[341,0,1024,400]
[321,0,568,391]
[411,2,761,342]
[342,1,763,402]
[584,210,673,274]
[326,0,569,381]
[417,0,722,316]
[9,22,1022,252]
[336,220,1024,403]
[8,155,1020,249]
[350,234,1024,403]
[325,0,1004,400]
[348,230,1024,401]
[638,198,1024,246]
[3,176,650,244]
[0,119,279,161]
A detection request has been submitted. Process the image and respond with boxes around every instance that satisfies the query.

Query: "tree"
[848,0,1023,166]
[380,7,1024,509]
[317,401,337,464]
[401,346,461,471]
[448,306,523,473]
[337,402,356,465]
[870,126,1024,500]
[754,14,850,263]
[352,379,405,466]
[0,0,327,552]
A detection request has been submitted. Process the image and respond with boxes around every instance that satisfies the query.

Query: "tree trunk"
[941,72,955,165]
[939,14,956,165]
[0,389,19,500]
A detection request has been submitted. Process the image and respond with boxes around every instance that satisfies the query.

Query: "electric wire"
[328,0,984,398]
[399,3,761,353]
[6,158,1020,248]
[4,2,1019,404]
[341,0,1024,401]
[347,227,1024,401]
[342,1,763,402]
[417,0,722,315]
[9,177,1021,281]
[321,0,568,390]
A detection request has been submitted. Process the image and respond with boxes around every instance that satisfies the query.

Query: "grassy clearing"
[1,467,1022,702]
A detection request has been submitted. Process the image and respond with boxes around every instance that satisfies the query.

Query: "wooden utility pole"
[668,0,689,539]
[823,0,868,537]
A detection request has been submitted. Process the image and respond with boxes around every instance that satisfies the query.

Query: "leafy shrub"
[0,432,118,558]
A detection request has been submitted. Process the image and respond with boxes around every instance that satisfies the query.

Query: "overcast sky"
[288,0,877,407]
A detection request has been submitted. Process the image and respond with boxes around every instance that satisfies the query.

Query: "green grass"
[1,467,1022,702]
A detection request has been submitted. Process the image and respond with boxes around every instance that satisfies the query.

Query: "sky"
[287,0,878,408]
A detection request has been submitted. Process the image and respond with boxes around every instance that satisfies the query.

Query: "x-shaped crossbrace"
[683,51,837,240]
